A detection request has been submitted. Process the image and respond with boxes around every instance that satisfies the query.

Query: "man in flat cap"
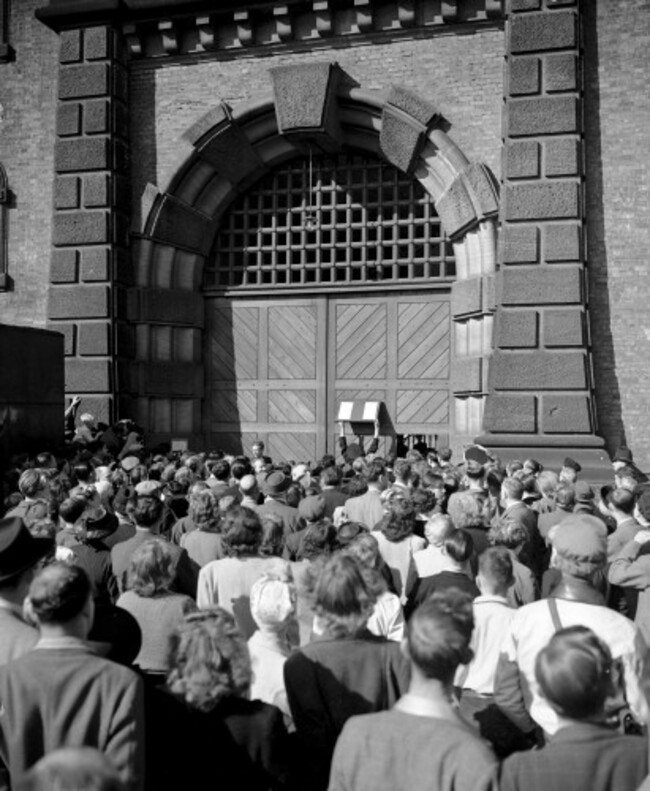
[494,514,648,743]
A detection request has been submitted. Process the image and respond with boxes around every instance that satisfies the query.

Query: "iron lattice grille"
[204,153,455,290]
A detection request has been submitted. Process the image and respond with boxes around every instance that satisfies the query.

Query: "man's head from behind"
[477,546,514,596]
[500,477,524,505]
[18,469,50,500]
[132,495,164,530]
[424,513,454,548]
[535,626,614,723]
[28,562,92,632]
[607,486,635,517]
[405,589,474,685]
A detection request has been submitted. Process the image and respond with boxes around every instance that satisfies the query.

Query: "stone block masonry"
[47,25,131,423]
[479,0,606,468]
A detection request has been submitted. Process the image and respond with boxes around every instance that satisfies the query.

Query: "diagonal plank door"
[329,292,450,452]
[206,297,327,460]
[207,291,451,460]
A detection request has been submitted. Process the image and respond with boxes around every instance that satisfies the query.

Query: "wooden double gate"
[206,291,451,461]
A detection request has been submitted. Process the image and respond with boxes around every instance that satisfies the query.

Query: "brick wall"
[0,1,59,327]
[129,27,504,228]
[585,0,650,468]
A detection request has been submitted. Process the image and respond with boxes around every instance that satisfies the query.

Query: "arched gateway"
[135,63,498,457]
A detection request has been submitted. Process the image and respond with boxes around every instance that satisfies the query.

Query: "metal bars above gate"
[204,152,455,291]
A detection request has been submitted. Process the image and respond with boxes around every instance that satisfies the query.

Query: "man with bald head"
[239,474,262,509]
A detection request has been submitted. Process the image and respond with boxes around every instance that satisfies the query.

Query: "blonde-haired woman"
[116,538,196,679]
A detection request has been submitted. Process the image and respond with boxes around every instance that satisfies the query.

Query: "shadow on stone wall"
[583,3,625,453]
[130,68,158,234]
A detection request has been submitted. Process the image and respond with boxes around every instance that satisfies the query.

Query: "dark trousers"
[456,689,532,759]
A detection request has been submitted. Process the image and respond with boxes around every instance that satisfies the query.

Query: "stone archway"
[130,63,498,451]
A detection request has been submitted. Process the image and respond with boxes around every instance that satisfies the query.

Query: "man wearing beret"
[494,514,649,742]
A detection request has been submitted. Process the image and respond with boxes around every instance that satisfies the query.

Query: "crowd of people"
[1,412,650,791]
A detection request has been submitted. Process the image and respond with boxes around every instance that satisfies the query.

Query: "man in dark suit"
[499,477,545,580]
[0,562,144,790]
[256,471,300,538]
[345,460,387,530]
[538,484,575,542]
[0,517,52,666]
[111,495,198,597]
[318,467,347,519]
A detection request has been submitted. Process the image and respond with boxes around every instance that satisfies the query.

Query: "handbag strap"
[548,597,563,632]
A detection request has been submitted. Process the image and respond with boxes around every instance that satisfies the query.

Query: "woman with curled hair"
[144,607,292,791]
[500,626,647,791]
[371,497,425,604]
[259,513,285,558]
[344,533,404,642]
[116,538,196,677]
[284,553,410,790]
[180,488,224,567]
[328,589,497,791]
[170,480,209,545]
[447,490,490,558]
[489,518,539,606]
[196,506,288,638]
